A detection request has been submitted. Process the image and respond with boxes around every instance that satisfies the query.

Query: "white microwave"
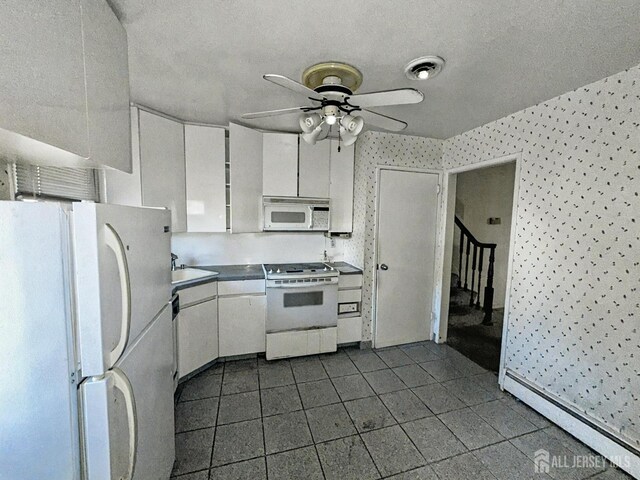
[263,197,330,231]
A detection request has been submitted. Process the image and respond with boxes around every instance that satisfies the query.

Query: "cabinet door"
[139,110,187,232]
[81,0,131,173]
[229,123,263,233]
[178,299,218,378]
[299,139,330,198]
[103,107,143,206]
[263,133,298,197]
[185,125,226,232]
[218,295,266,357]
[329,140,355,232]
[0,0,88,158]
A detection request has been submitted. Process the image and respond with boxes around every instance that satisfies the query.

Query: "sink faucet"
[171,253,178,271]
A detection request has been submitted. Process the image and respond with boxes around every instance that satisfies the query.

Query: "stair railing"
[454,216,497,325]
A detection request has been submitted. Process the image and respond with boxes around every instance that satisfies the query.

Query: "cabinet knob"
[379,264,389,271]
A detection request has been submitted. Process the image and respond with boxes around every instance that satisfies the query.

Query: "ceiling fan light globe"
[299,113,322,133]
[341,115,364,135]
[301,125,323,145]
[341,131,358,146]
[325,114,337,125]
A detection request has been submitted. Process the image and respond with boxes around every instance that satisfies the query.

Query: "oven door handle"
[267,282,337,289]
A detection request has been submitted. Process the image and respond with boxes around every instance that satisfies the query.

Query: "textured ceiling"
[110,0,640,139]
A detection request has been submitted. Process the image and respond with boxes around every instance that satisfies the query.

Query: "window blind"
[12,163,100,202]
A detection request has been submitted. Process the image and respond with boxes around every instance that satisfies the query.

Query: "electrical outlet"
[488,217,501,225]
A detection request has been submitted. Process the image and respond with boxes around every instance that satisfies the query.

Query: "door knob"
[380,264,389,271]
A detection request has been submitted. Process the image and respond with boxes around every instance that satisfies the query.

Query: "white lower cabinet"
[218,295,266,357]
[337,317,362,344]
[178,296,218,379]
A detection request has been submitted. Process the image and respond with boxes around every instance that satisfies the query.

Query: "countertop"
[172,261,362,293]
[326,261,363,275]
[197,264,265,281]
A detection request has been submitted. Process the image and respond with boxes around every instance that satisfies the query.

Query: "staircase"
[451,216,496,325]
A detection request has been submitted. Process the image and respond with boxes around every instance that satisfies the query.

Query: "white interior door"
[80,305,175,480]
[375,169,439,348]
[73,203,171,377]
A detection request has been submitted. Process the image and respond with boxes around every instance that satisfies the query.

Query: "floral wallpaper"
[442,65,640,448]
[342,131,443,342]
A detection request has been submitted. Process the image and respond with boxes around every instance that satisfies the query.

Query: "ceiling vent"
[404,56,445,80]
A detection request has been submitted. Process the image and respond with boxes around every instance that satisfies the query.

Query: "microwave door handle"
[308,206,313,229]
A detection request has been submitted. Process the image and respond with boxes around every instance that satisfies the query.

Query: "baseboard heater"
[503,370,639,478]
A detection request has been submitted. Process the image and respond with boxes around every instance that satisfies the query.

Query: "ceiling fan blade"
[263,74,323,100]
[359,108,408,132]
[348,88,423,108]
[241,106,312,119]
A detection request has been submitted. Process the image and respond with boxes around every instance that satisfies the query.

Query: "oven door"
[266,283,338,333]
[264,205,312,231]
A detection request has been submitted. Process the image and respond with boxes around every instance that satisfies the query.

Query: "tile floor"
[172,342,632,480]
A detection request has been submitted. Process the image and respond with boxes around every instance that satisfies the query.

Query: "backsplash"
[442,65,640,448]
[171,232,339,266]
[342,131,444,342]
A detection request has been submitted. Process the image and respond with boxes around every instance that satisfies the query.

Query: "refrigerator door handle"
[111,368,137,480]
[105,223,132,366]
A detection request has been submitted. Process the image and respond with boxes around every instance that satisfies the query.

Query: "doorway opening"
[441,157,519,373]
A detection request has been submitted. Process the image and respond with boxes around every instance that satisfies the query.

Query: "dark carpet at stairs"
[447,287,504,372]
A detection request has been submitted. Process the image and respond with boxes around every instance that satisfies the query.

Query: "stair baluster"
[463,236,471,290]
[453,216,497,324]
[469,244,477,306]
[482,246,496,325]
[457,229,464,288]
[476,248,484,308]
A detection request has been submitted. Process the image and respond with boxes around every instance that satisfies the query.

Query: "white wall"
[452,161,516,308]
[442,65,640,451]
[171,231,342,266]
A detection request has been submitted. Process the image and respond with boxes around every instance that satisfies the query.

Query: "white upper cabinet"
[185,125,227,232]
[229,123,263,233]
[299,139,331,199]
[262,133,299,197]
[103,107,143,206]
[80,0,132,173]
[139,110,187,232]
[329,140,355,233]
[0,0,131,172]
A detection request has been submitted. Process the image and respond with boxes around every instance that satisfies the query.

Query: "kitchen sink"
[171,267,218,285]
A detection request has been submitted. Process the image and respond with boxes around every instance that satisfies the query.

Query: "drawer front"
[179,282,217,307]
[338,274,362,289]
[338,316,362,344]
[218,279,265,296]
[338,289,362,304]
[266,327,337,360]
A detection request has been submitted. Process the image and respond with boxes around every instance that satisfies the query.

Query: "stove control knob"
[276,268,281,273]
[268,269,273,274]
[323,266,328,271]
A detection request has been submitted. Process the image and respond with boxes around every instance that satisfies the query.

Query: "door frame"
[432,151,522,385]
[372,165,443,348]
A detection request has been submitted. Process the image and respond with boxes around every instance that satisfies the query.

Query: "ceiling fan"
[241,62,424,147]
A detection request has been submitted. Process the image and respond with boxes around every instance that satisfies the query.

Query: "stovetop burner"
[263,262,338,278]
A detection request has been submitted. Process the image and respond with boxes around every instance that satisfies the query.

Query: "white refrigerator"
[0,201,175,480]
